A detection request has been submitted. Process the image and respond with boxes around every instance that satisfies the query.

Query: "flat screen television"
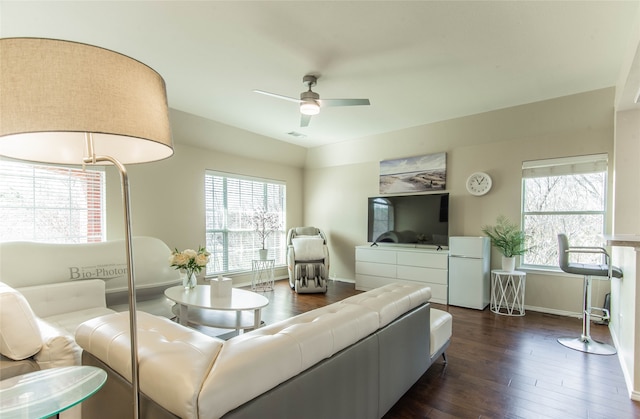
[367,193,449,246]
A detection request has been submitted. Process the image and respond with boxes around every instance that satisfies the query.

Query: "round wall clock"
[466,172,492,196]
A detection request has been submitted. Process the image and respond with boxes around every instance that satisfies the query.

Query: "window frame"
[204,170,286,276]
[520,154,608,270]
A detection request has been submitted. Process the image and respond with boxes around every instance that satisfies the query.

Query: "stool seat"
[557,233,622,355]
[562,262,623,278]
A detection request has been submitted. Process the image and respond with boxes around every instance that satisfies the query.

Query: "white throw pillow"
[0,282,42,360]
[292,237,325,261]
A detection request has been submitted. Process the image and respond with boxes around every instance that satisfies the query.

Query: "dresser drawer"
[356,261,397,278]
[397,265,448,285]
[396,251,448,269]
[356,247,396,264]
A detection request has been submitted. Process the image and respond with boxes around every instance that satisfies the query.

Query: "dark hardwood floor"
[239,280,640,419]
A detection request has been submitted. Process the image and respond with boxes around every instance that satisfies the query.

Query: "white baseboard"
[523,305,581,318]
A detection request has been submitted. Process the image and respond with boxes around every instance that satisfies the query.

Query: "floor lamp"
[0,38,174,418]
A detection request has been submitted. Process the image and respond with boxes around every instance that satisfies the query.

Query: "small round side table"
[490,270,526,316]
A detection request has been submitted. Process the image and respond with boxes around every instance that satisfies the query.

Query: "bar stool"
[557,234,622,355]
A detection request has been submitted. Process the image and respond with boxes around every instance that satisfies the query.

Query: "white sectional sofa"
[0,237,180,378]
[76,283,452,419]
[0,280,115,377]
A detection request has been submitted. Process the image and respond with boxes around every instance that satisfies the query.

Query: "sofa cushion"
[292,236,325,261]
[430,308,452,357]
[33,318,81,369]
[198,303,379,419]
[0,354,39,378]
[339,283,432,328]
[0,282,42,360]
[43,308,117,335]
[76,311,224,419]
[18,279,109,319]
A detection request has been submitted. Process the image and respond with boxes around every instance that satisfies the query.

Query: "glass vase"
[183,270,197,289]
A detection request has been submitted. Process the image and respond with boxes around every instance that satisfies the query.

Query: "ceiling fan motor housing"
[300,90,320,102]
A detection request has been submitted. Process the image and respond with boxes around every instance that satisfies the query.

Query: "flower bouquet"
[169,246,210,289]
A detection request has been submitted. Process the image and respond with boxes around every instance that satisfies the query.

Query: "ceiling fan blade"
[300,114,312,127]
[319,98,370,107]
[253,90,301,104]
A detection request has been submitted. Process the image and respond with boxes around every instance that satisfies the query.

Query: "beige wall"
[613,109,640,235]
[610,2,640,397]
[305,88,615,316]
[103,88,617,313]
[104,111,305,284]
[610,109,640,399]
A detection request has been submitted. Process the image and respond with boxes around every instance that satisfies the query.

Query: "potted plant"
[250,207,280,260]
[481,215,529,272]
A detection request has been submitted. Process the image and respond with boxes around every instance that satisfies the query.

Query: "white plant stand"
[252,259,275,291]
[490,270,526,316]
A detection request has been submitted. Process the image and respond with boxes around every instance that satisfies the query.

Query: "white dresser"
[355,245,449,304]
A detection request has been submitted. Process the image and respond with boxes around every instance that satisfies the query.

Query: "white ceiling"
[1,1,638,149]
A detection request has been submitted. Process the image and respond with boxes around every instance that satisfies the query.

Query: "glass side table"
[252,259,275,291]
[0,365,107,419]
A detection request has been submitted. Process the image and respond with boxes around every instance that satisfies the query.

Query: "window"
[205,171,286,275]
[521,154,608,268]
[0,159,105,243]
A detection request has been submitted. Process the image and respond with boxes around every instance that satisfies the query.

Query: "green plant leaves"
[481,215,530,257]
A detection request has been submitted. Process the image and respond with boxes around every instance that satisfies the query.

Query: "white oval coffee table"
[164,285,269,333]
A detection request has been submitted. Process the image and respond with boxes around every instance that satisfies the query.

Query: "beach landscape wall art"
[379,152,446,194]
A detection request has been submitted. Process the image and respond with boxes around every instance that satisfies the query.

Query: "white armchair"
[286,227,330,294]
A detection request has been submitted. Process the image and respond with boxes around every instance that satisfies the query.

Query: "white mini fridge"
[448,236,491,309]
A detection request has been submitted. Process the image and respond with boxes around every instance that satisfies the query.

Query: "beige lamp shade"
[0,37,173,165]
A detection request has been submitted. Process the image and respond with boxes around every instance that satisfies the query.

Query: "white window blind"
[522,153,608,178]
[205,170,286,274]
[0,159,105,243]
[521,154,607,268]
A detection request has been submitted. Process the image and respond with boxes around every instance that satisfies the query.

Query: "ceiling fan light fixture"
[300,100,320,116]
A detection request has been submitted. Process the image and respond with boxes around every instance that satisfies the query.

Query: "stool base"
[557,336,616,355]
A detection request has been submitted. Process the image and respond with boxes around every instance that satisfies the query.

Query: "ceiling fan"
[254,75,370,127]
